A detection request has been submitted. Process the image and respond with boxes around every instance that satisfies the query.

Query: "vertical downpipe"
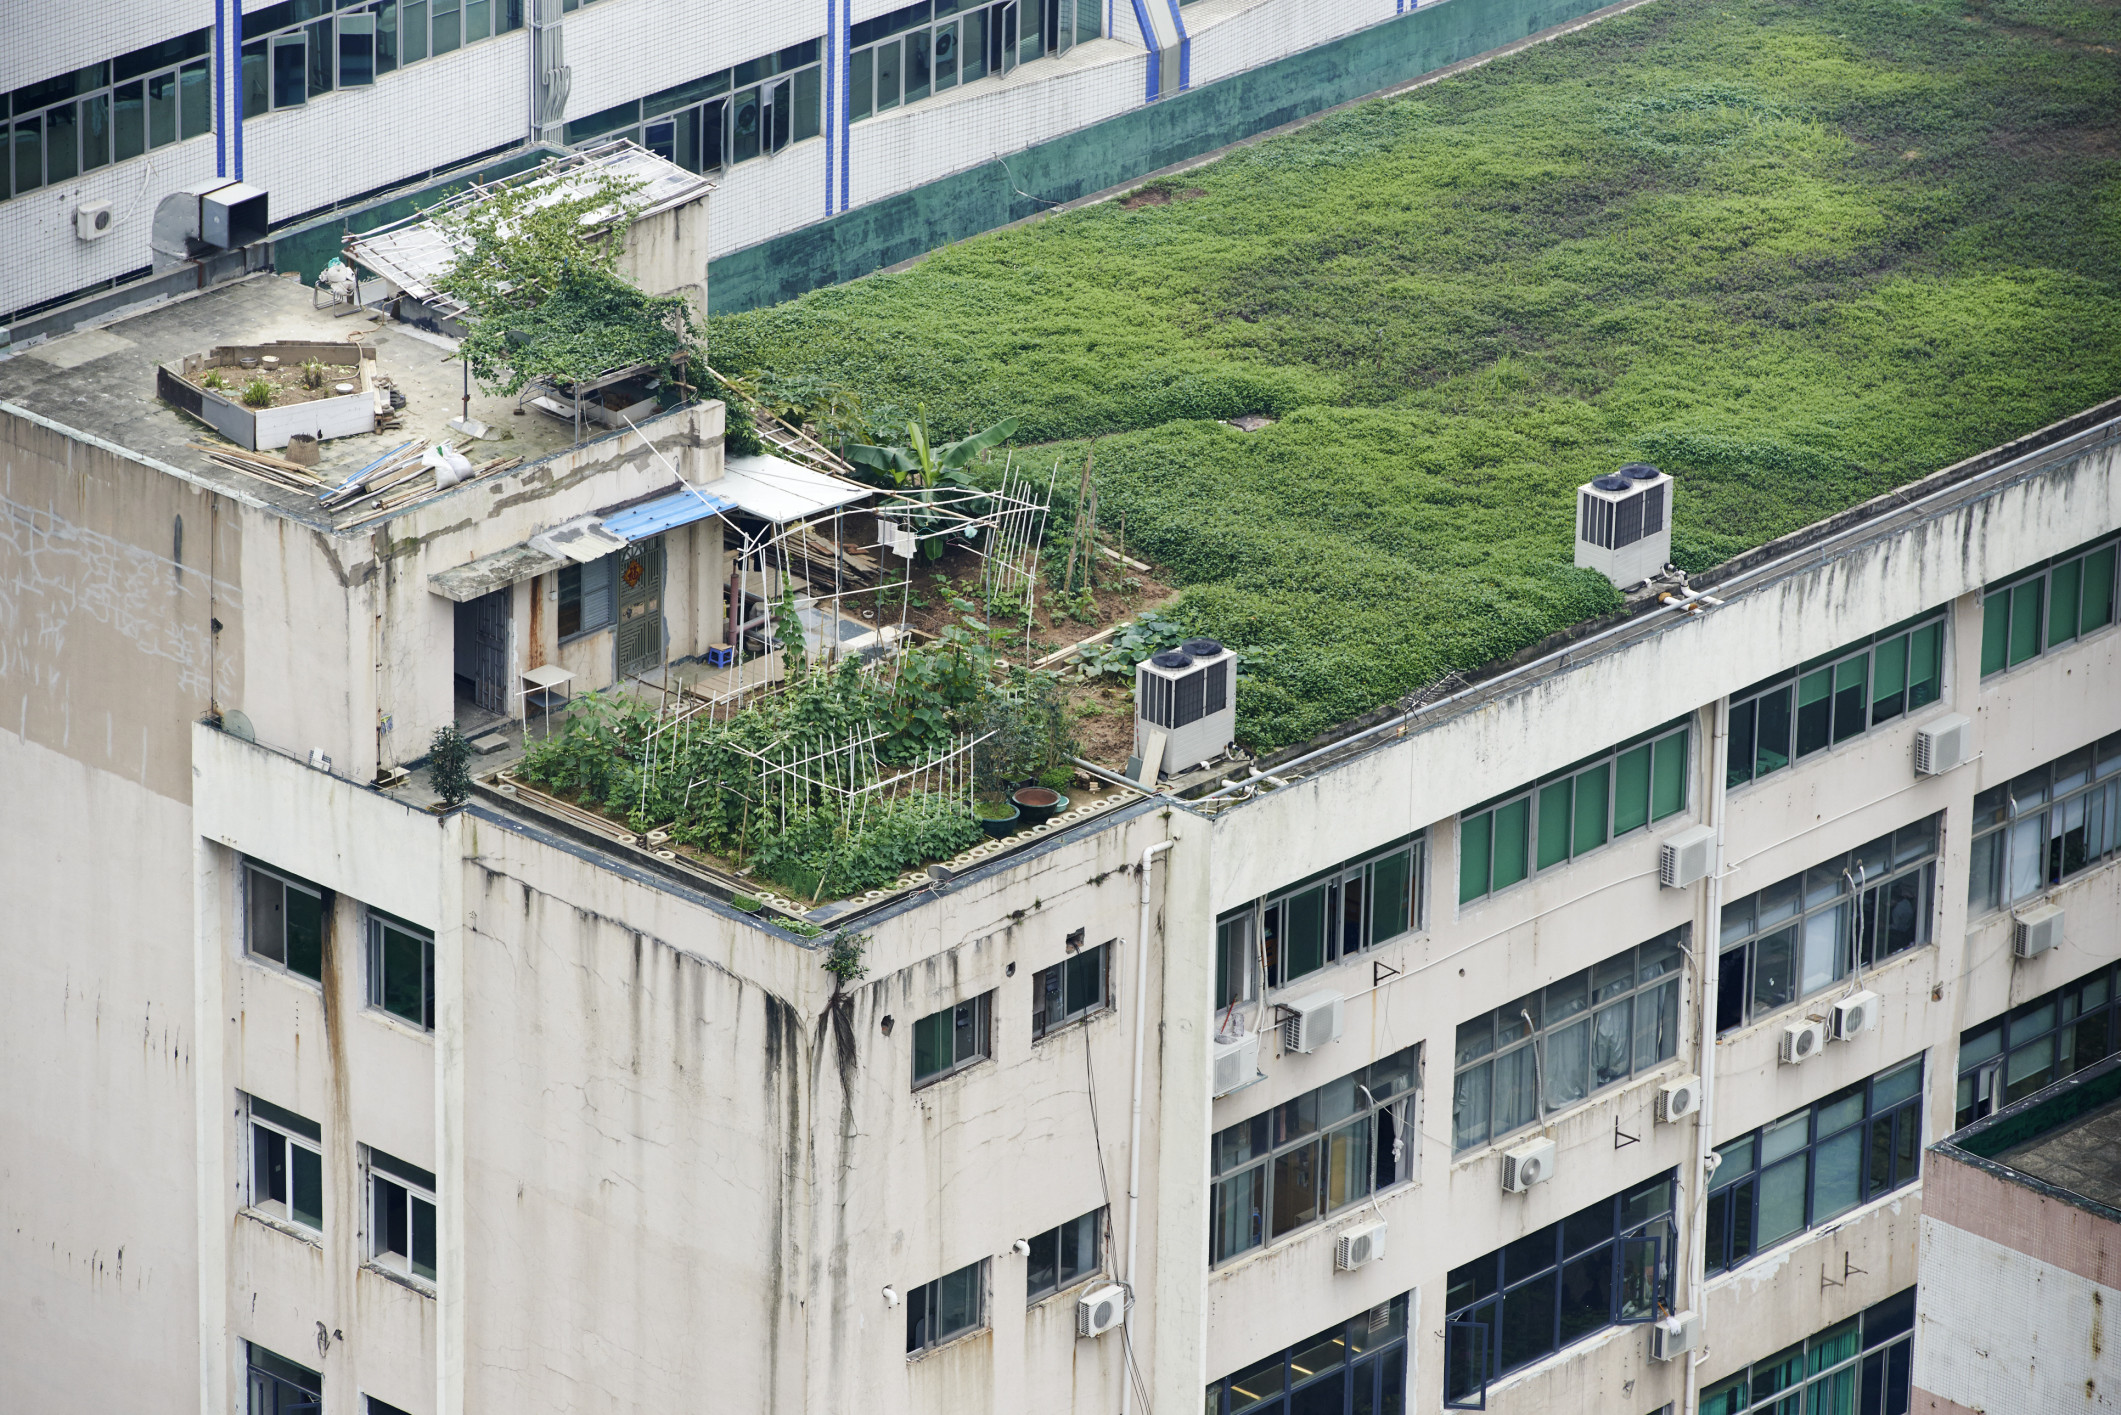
[1683,698,1731,1415]
[1121,838,1174,1415]
[193,833,229,1415]
[436,811,470,1415]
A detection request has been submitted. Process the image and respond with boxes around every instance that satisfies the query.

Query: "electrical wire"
[1085,1042,1156,1415]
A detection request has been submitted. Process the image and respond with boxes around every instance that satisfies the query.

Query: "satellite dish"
[222,709,255,742]
[927,864,956,886]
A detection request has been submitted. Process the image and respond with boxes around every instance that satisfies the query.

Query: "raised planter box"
[157,340,381,451]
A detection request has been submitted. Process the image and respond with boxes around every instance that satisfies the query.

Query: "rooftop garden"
[711,0,2121,752]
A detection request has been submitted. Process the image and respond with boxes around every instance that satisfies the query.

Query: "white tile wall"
[1,2,212,93]
[1185,0,1401,90]
[0,136,222,318]
[562,0,827,117]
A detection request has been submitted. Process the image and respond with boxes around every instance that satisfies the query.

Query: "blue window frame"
[1704,1056,1922,1276]
[1956,961,2119,1127]
[1205,1294,1410,1415]
[1701,1288,1914,1415]
[1444,1173,1675,1408]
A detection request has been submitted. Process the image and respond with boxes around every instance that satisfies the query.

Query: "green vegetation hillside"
[713,0,2121,751]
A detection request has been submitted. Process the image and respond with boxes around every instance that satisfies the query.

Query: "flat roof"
[1940,1055,2121,1221]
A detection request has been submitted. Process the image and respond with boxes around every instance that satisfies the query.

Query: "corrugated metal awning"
[600,487,736,542]
[428,541,568,602]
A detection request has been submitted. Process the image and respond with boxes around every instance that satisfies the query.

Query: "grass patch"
[714,0,2121,751]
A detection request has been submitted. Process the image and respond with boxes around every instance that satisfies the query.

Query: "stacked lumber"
[189,442,328,493]
[334,450,525,530]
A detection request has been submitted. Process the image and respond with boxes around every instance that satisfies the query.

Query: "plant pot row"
[978,786,1072,837]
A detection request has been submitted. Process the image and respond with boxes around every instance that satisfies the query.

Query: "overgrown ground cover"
[714,0,2121,751]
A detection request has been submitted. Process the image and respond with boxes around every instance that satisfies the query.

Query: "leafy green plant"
[240,379,275,408]
[774,588,808,680]
[1078,610,1190,681]
[848,409,1021,560]
[200,369,228,391]
[975,799,1019,820]
[823,932,870,984]
[428,723,474,808]
[1036,764,1076,791]
[300,359,327,390]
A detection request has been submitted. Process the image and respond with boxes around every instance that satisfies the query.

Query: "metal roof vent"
[1136,641,1236,778]
[1575,463,1672,589]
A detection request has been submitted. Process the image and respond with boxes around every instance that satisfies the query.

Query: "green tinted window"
[1572,764,1609,856]
[1651,732,1687,820]
[1612,745,1651,835]
[2050,558,2082,646]
[1459,813,1492,904]
[1981,592,2010,675]
[2008,582,2044,667]
[1492,797,1529,891]
[1536,782,1573,870]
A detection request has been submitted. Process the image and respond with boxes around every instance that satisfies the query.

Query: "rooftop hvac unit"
[1781,1018,1827,1065]
[1657,1075,1702,1123]
[75,200,114,241]
[1077,1283,1127,1338]
[1831,990,1881,1041]
[1211,1030,1261,1098]
[1335,1220,1389,1271]
[1134,639,1236,776]
[2013,903,2064,959]
[1574,463,1673,589]
[1650,1312,1700,1362]
[1280,990,1344,1054]
[1659,824,1718,889]
[1913,715,1971,775]
[1502,1137,1556,1193]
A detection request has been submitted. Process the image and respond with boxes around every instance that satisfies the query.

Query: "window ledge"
[906,1325,990,1362]
[1261,932,1428,1007]
[1207,1180,1418,1276]
[1701,1180,1923,1289]
[1449,1062,1687,1168]
[1031,1006,1115,1046]
[243,956,325,993]
[361,1259,437,1299]
[362,1005,437,1043]
[912,1056,992,1093]
[240,1207,323,1249]
[1715,941,1935,1045]
[1979,616,2121,690]
[1027,1271,1107,1311]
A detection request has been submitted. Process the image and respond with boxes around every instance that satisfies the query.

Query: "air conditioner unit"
[1913,714,1970,775]
[1657,1075,1702,1123]
[1781,1018,1827,1064]
[1280,990,1345,1054]
[1134,639,1236,776]
[1831,990,1881,1041]
[75,200,114,241]
[1650,1311,1700,1362]
[1336,1220,1389,1271]
[2013,903,2064,959]
[1574,463,1673,588]
[1502,1137,1557,1193]
[1212,1030,1260,1098]
[1077,1283,1127,1338]
[1659,824,1718,889]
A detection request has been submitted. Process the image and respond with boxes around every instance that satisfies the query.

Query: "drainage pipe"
[1683,698,1732,1415]
[1121,837,1174,1415]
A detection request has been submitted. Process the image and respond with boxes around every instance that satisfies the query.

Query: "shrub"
[428,723,474,808]
[240,379,275,408]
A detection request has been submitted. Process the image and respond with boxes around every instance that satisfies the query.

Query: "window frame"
[905,1258,987,1355]
[556,555,616,641]
[246,1094,325,1234]
[1980,533,2120,679]
[911,991,992,1087]
[2,32,211,204]
[1031,942,1110,1038]
[1450,928,1686,1154]
[1726,609,1947,791]
[366,909,436,1032]
[1700,1288,1914,1415]
[244,858,328,983]
[1204,1294,1412,1415]
[366,1146,438,1284]
[1209,1046,1420,1266]
[247,1342,323,1415]
[569,40,824,172]
[1458,720,1690,906]
[238,0,525,118]
[1966,732,2121,918]
[1443,1173,1677,1407]
[1715,816,1940,1034]
[1956,961,2118,1128]
[1024,1206,1103,1302]
[1703,1056,1923,1277]
[1216,833,1425,1006]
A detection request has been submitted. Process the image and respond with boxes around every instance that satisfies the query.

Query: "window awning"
[706,454,874,524]
[428,541,569,602]
[529,516,630,562]
[600,487,736,542]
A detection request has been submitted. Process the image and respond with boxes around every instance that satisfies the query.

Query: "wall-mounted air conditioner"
[1781,1018,1827,1064]
[75,201,114,241]
[2014,903,2064,959]
[1212,1031,1260,1097]
[1651,1311,1700,1361]
[1574,463,1672,589]
[1134,638,1236,776]
[1077,1283,1126,1338]
[1336,1220,1389,1271]
[1657,1075,1702,1123]
[1913,714,1970,775]
[1502,1137,1556,1192]
[1280,991,1344,1054]
[1659,824,1718,889]
[1831,990,1881,1041]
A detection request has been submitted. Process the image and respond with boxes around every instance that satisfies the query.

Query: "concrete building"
[1,0,1641,333]
[6,183,2121,1413]
[1913,1055,2121,1414]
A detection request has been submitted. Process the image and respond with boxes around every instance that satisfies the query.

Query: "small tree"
[428,723,474,808]
[847,409,1020,561]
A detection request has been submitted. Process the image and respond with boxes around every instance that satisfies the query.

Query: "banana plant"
[849,409,1019,561]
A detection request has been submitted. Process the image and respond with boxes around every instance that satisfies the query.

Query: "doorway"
[615,537,665,681]
[454,588,510,732]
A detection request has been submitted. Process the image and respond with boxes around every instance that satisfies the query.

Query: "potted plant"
[1010,784,1065,825]
[975,798,1021,838]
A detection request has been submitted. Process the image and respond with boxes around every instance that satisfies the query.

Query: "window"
[568,42,824,173]
[2,32,211,203]
[1701,1288,1914,1415]
[1210,1046,1418,1265]
[1967,732,2121,916]
[1458,721,1690,905]
[1956,962,2119,1127]
[368,1400,415,1415]
[556,556,615,639]
[368,1147,437,1283]
[906,1259,985,1353]
[367,911,435,1031]
[1980,533,2119,677]
[1715,816,1939,1034]
[1451,928,1684,1153]
[1726,609,1946,789]
[848,1,1099,123]
[1025,1207,1101,1301]
[240,0,524,117]
[1704,1056,1922,1275]
[1032,943,1108,1036]
[1444,1174,1675,1408]
[246,860,326,982]
[247,1342,322,1415]
[247,1095,324,1232]
[912,992,991,1085]
[1216,833,1424,1008]
[1205,1295,1410,1415]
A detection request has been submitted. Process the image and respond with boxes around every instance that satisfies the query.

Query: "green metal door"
[615,537,665,679]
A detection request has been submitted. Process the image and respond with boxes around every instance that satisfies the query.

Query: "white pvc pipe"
[1121,838,1174,1415]
[1683,698,1731,1415]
